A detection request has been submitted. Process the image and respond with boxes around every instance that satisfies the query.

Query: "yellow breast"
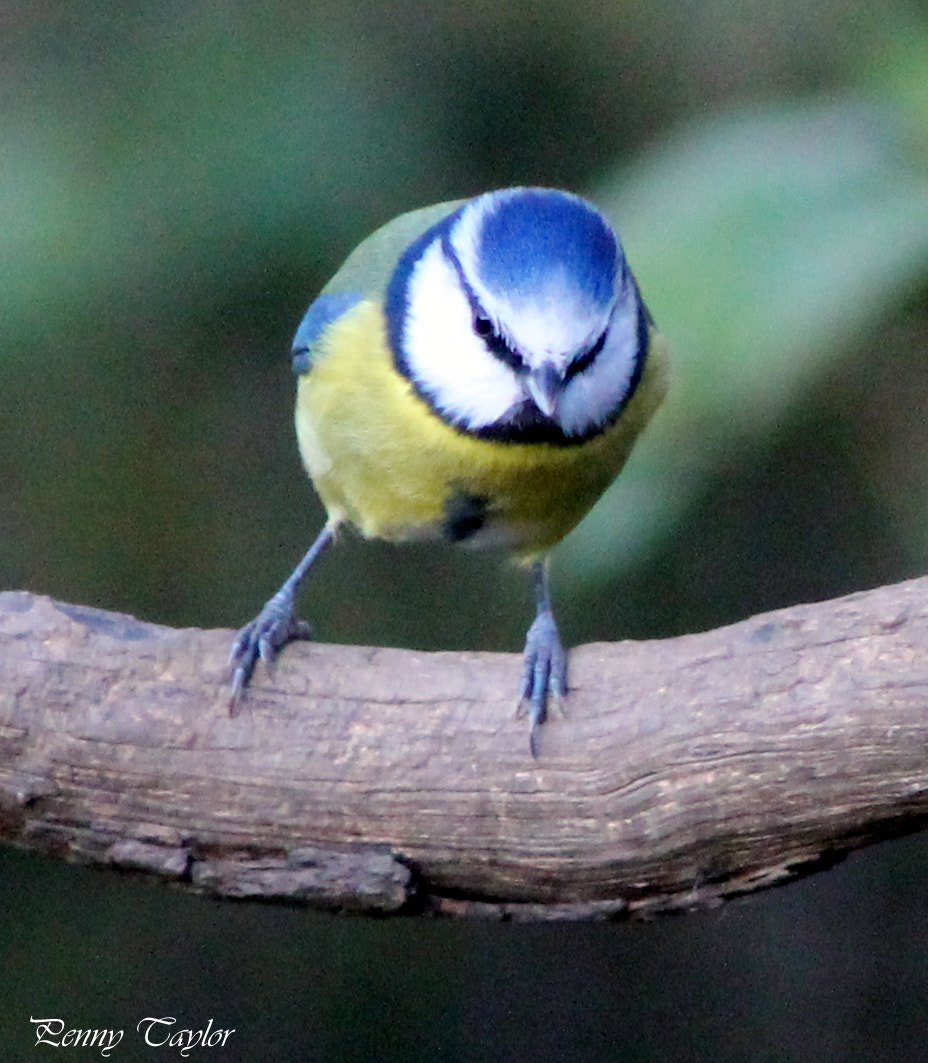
[296,300,668,561]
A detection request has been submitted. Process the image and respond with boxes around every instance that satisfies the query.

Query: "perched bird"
[230,187,668,754]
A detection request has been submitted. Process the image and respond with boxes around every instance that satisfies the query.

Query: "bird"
[229,186,668,755]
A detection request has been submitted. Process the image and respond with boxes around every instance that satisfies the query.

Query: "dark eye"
[566,330,608,381]
[472,314,525,371]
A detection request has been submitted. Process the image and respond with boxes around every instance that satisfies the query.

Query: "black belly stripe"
[443,490,490,542]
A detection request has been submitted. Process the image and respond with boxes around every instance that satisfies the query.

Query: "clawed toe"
[518,607,568,757]
[228,594,311,712]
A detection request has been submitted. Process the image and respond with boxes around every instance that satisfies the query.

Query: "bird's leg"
[518,558,568,756]
[228,523,336,710]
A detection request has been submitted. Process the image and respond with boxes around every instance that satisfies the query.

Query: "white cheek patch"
[402,242,523,429]
[557,299,641,436]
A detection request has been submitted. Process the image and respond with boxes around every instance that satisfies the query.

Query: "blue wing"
[291,290,364,375]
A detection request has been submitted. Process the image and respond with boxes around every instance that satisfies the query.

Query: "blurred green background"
[3,1,928,1060]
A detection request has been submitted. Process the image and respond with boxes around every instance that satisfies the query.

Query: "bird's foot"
[517,608,568,757]
[228,590,313,710]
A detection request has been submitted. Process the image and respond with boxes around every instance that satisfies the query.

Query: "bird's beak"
[525,362,563,418]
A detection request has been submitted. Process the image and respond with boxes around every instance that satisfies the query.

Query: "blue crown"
[474,190,618,308]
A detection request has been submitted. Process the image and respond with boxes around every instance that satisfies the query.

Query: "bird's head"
[387,187,647,443]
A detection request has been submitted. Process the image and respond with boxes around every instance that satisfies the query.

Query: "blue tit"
[230,186,668,755]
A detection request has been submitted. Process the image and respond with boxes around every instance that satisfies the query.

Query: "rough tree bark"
[1,582,927,921]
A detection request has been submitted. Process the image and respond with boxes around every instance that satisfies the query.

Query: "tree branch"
[1,581,927,921]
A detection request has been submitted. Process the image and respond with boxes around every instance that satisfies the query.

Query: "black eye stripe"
[472,314,526,372]
[565,330,607,381]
